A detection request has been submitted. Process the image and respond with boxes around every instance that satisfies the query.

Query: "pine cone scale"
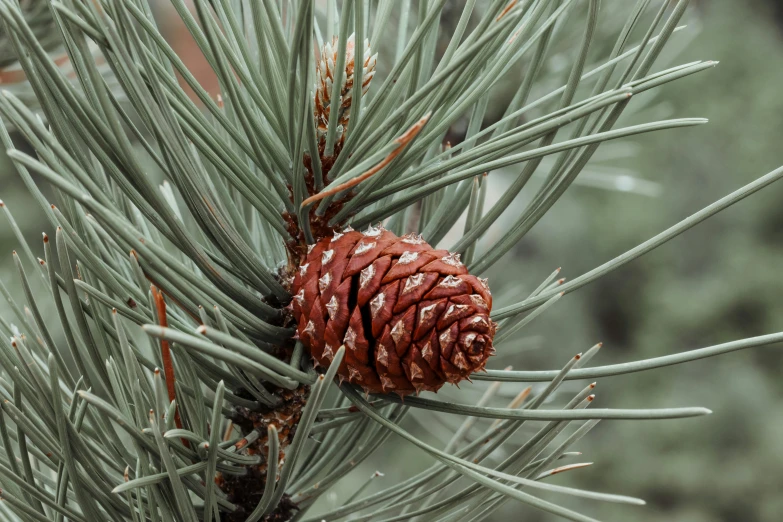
[293,227,497,395]
[369,278,398,338]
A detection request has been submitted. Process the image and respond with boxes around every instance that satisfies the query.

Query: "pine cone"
[314,34,376,154]
[291,225,497,396]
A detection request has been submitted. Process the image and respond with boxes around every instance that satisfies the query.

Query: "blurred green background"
[353,1,783,521]
[487,0,783,519]
[2,0,783,521]
[516,0,783,520]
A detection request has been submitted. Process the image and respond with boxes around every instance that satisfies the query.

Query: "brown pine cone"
[314,34,376,156]
[290,225,497,396]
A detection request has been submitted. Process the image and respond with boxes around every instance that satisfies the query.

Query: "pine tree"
[0,1,780,521]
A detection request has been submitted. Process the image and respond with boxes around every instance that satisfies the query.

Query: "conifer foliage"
[0,1,780,521]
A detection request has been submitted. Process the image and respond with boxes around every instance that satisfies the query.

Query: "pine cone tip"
[314,34,377,155]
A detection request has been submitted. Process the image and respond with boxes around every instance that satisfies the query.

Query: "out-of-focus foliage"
[507,0,783,519]
[558,1,783,520]
[0,0,58,66]
[304,1,783,521]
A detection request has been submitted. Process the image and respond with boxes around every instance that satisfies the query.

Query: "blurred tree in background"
[557,1,783,520]
[497,0,783,519]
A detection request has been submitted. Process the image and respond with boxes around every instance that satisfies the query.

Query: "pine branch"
[0,1,778,522]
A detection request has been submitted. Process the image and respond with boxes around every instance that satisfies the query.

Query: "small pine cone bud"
[314,34,377,154]
[291,225,497,396]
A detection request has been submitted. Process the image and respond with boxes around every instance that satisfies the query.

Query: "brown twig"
[496,0,518,21]
[150,284,186,442]
[132,250,201,323]
[490,385,532,430]
[223,421,235,442]
[300,113,431,209]
[537,462,593,479]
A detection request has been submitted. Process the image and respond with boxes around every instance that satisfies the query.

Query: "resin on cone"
[291,225,497,395]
